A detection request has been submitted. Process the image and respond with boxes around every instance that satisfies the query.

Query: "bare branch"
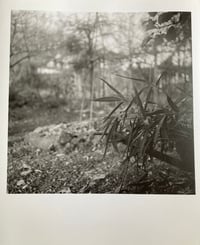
[10,55,30,68]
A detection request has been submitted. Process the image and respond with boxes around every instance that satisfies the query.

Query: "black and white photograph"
[7,11,195,194]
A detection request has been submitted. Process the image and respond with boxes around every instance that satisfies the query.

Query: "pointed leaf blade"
[104,102,123,122]
[99,78,127,102]
[115,74,146,83]
[93,96,122,102]
[134,87,146,118]
[167,95,179,112]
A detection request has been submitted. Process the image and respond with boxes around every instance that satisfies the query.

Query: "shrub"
[94,75,194,177]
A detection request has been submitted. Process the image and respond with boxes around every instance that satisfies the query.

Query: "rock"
[56,153,65,158]
[21,163,31,170]
[92,173,106,181]
[48,144,56,151]
[34,169,42,173]
[59,131,73,145]
[25,131,59,150]
[59,187,71,193]
[65,161,70,166]
[16,179,25,186]
[25,121,96,152]
[21,169,32,176]
[71,136,79,145]
[84,171,106,181]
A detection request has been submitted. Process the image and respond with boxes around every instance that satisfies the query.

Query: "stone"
[16,179,25,186]
[59,187,71,193]
[24,121,96,152]
[21,169,32,176]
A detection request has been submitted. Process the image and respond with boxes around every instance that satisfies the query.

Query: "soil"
[7,103,195,194]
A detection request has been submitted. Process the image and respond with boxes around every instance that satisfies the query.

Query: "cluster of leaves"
[94,75,194,175]
[8,92,194,194]
[144,12,191,46]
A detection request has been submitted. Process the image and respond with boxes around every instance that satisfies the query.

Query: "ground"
[7,103,195,194]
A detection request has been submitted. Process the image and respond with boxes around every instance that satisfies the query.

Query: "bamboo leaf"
[103,125,113,158]
[124,96,135,113]
[99,78,127,102]
[93,96,122,102]
[126,122,137,157]
[103,118,119,158]
[111,140,120,153]
[175,87,192,98]
[144,87,153,110]
[124,86,148,114]
[160,123,169,141]
[146,109,169,116]
[101,117,114,141]
[134,87,146,118]
[142,137,153,160]
[137,86,149,96]
[146,101,157,105]
[175,94,187,105]
[149,83,164,93]
[140,130,148,157]
[155,72,166,86]
[167,95,179,112]
[130,130,143,150]
[104,102,123,122]
[115,74,146,83]
[110,133,123,153]
[154,115,166,144]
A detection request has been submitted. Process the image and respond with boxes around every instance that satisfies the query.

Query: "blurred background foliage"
[9,11,192,122]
